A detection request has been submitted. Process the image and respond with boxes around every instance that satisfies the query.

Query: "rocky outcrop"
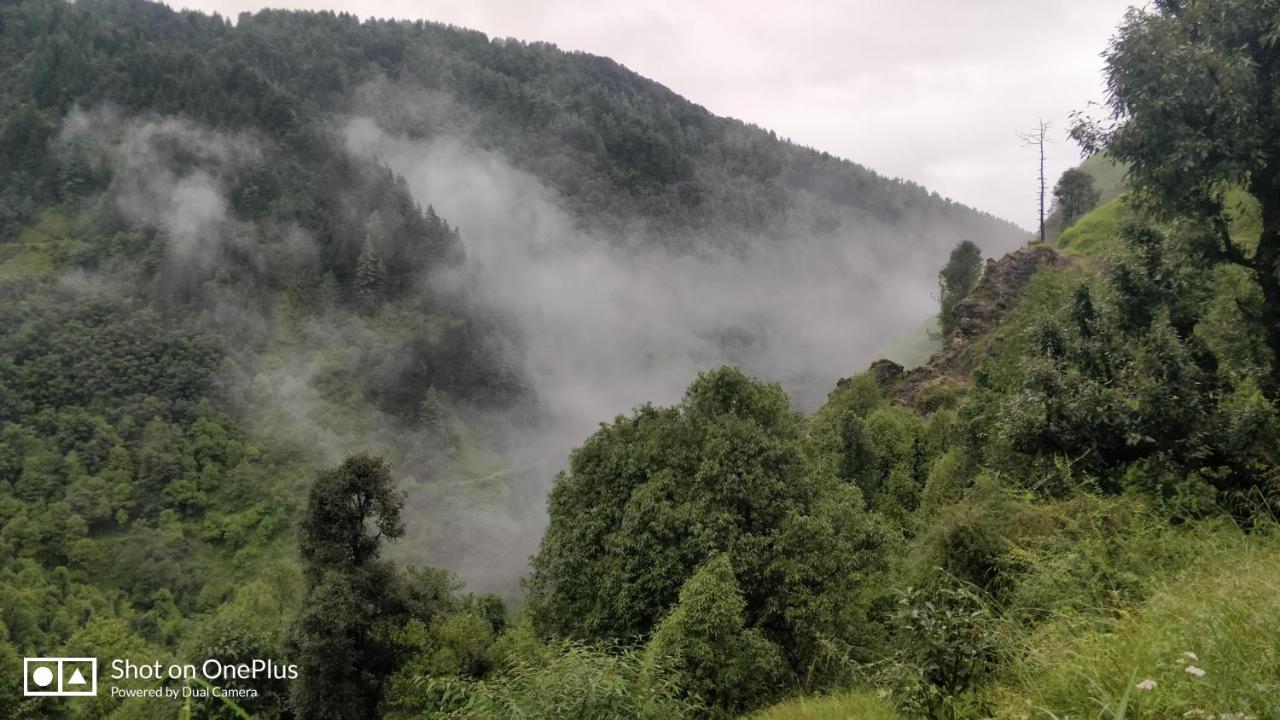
[878,245,1068,410]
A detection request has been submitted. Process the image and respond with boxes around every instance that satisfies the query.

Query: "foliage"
[644,554,788,717]
[938,240,984,338]
[990,526,1280,719]
[1073,0,1280,397]
[1052,167,1101,228]
[963,221,1280,515]
[526,366,890,685]
[2,1,1280,718]
[287,454,411,720]
[387,642,699,720]
[746,690,899,720]
[879,582,997,720]
[0,0,1023,248]
[1057,195,1129,255]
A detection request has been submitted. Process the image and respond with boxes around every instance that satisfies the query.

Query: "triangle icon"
[68,669,87,686]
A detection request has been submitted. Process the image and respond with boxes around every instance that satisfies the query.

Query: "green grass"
[1078,152,1128,206]
[746,690,899,720]
[1057,185,1258,262]
[0,208,82,279]
[0,207,104,279]
[1057,196,1130,258]
[1043,153,1128,244]
[989,525,1280,720]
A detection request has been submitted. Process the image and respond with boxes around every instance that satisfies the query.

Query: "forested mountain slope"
[6,1,1279,719]
[0,0,1030,609]
[0,0,1024,244]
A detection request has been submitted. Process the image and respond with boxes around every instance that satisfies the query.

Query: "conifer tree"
[354,235,386,313]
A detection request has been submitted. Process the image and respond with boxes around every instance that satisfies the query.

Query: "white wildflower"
[1135,678,1157,691]
[1181,651,1199,663]
[1184,711,1207,719]
[1185,664,1207,677]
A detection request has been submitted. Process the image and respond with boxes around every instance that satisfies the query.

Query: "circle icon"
[32,666,54,687]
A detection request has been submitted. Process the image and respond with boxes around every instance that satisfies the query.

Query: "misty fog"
[52,104,1023,597]
[342,115,1021,593]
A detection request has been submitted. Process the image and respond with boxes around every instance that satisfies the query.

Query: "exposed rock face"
[867,358,905,388]
[877,245,1067,410]
[951,245,1065,342]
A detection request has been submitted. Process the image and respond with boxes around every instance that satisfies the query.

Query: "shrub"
[879,582,997,720]
[644,554,788,717]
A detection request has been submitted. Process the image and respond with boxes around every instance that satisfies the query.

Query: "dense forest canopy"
[3,0,1279,719]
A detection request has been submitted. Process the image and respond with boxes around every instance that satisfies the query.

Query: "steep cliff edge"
[864,244,1069,410]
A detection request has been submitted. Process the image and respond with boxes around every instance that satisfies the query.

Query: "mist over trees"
[3,0,1280,719]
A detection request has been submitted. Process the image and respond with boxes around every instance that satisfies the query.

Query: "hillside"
[750,169,1280,719]
[4,1,1280,719]
[0,0,1030,603]
[0,0,1025,244]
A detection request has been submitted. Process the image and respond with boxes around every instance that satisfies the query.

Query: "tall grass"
[746,691,899,720]
[989,524,1280,719]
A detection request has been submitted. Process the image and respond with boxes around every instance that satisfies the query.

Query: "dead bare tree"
[1018,120,1054,242]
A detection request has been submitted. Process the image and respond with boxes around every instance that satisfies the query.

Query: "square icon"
[23,657,97,697]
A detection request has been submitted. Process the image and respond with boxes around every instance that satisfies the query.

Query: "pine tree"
[417,386,447,435]
[354,235,386,312]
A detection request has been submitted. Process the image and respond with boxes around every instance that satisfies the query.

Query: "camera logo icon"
[23,657,97,697]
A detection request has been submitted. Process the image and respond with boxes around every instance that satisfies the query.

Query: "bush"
[644,554,788,717]
[879,582,997,720]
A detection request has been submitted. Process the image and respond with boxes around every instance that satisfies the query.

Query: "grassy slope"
[0,208,88,279]
[753,186,1276,720]
[1043,152,1128,245]
[752,527,1280,719]
[1057,195,1129,257]
[746,691,898,720]
[989,524,1280,719]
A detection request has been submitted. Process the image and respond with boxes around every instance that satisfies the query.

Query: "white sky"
[168,0,1134,229]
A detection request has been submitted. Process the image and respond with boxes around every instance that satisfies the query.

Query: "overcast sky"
[170,0,1134,229]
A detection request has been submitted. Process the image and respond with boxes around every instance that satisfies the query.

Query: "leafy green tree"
[0,622,22,720]
[287,453,406,720]
[938,240,983,338]
[526,367,888,683]
[1072,0,1280,396]
[644,554,787,717]
[1052,167,1099,227]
